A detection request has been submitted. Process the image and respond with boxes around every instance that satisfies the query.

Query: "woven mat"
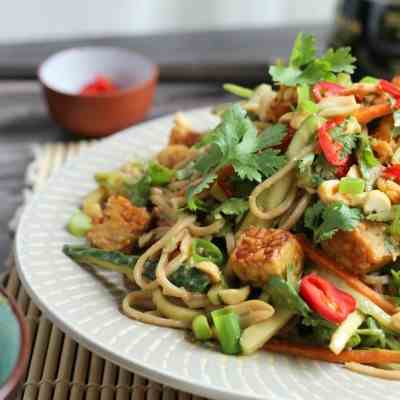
[2,143,206,400]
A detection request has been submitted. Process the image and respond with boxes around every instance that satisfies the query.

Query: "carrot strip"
[374,115,393,142]
[392,76,400,88]
[353,103,392,125]
[265,340,400,364]
[297,236,397,315]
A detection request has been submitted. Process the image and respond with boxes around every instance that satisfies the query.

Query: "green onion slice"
[192,315,213,340]
[339,177,365,195]
[211,309,241,354]
[191,239,224,266]
[67,210,92,237]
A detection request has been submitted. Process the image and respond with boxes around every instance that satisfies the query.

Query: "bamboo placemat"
[1,143,206,400]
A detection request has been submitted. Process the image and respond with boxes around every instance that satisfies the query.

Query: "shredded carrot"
[297,236,397,315]
[392,76,400,88]
[373,115,393,142]
[353,103,392,125]
[265,340,400,364]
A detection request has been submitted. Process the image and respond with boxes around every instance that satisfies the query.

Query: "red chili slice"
[299,273,356,324]
[318,117,349,167]
[383,164,400,182]
[379,79,400,100]
[312,81,346,102]
[80,75,118,95]
[335,163,351,178]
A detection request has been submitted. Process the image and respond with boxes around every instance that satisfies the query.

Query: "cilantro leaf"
[304,201,362,242]
[304,201,325,232]
[186,104,287,208]
[313,154,337,181]
[148,162,175,186]
[186,173,217,211]
[301,314,336,345]
[289,33,316,68]
[330,127,359,159]
[297,153,322,189]
[320,47,356,74]
[124,175,151,207]
[256,149,288,177]
[268,33,357,87]
[299,60,335,85]
[269,65,303,87]
[175,161,195,180]
[255,123,287,150]
[213,198,249,217]
[232,155,262,182]
[265,273,310,316]
[194,145,221,174]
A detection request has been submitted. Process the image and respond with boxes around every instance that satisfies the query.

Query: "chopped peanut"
[377,177,400,204]
[265,86,297,122]
[372,138,393,163]
[169,113,201,147]
[157,144,195,169]
[374,115,393,142]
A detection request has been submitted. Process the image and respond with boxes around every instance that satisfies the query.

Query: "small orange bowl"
[38,47,159,137]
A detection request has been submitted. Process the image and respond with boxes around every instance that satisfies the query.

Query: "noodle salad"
[64,33,400,379]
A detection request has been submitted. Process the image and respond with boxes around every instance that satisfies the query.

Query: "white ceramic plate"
[16,108,398,400]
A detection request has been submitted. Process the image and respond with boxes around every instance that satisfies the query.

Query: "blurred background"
[0,0,336,43]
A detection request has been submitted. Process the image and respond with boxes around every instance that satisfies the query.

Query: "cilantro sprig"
[186,104,287,210]
[269,33,356,87]
[330,126,359,160]
[304,200,362,242]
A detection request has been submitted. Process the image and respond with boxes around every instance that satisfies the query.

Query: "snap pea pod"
[241,115,323,229]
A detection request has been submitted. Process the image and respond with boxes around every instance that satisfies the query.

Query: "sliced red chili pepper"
[80,75,118,95]
[312,81,345,102]
[379,79,400,99]
[217,165,235,197]
[318,117,349,167]
[335,163,351,178]
[299,273,356,324]
[383,164,400,182]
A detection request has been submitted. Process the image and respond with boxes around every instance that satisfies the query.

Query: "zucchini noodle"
[133,216,195,289]
[188,219,224,236]
[157,231,192,299]
[250,185,297,221]
[279,192,312,230]
[225,232,236,254]
[122,291,188,329]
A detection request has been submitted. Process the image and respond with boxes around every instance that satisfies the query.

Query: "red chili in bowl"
[80,75,118,95]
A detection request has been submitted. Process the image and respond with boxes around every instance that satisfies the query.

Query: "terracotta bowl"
[38,47,159,137]
[0,287,30,400]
